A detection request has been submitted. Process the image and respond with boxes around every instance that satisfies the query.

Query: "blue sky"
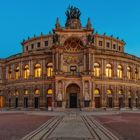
[0,0,140,58]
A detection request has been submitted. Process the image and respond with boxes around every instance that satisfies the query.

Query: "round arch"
[66,83,80,108]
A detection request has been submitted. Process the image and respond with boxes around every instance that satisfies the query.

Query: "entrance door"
[95,97,100,108]
[15,98,18,108]
[9,99,11,108]
[34,97,39,108]
[47,97,52,107]
[119,97,123,108]
[0,96,5,108]
[70,93,77,108]
[108,97,113,108]
[128,98,132,108]
[24,97,28,108]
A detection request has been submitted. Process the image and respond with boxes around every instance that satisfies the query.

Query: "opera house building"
[0,7,140,110]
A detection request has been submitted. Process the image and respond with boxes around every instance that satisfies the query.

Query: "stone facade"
[0,7,140,110]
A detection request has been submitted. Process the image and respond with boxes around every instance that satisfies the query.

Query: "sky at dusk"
[0,0,140,58]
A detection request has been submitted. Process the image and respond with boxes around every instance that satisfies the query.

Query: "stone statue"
[53,34,59,44]
[65,6,81,20]
[87,34,94,44]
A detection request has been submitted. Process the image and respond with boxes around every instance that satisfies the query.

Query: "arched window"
[135,68,138,80]
[24,90,29,95]
[15,90,19,96]
[107,89,112,95]
[23,65,29,79]
[106,64,112,78]
[34,64,41,77]
[47,63,53,77]
[8,67,12,80]
[118,90,123,95]
[117,65,123,79]
[127,66,131,79]
[94,63,100,77]
[94,89,100,95]
[34,89,40,95]
[47,89,53,95]
[128,91,131,97]
[15,66,20,79]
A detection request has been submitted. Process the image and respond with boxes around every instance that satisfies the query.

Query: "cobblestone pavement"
[0,110,140,140]
[94,113,140,140]
[0,112,52,140]
[21,110,120,140]
[47,112,93,139]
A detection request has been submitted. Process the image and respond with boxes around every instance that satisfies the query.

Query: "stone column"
[60,53,63,72]
[114,86,119,108]
[84,54,86,72]
[18,88,24,109]
[101,85,106,108]
[56,52,59,72]
[28,87,34,109]
[102,59,106,79]
[12,65,14,80]
[29,60,33,79]
[124,88,129,108]
[42,59,46,78]
[40,86,46,110]
[20,62,22,79]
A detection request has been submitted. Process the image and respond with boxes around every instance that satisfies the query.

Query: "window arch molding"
[46,62,53,77]
[94,63,100,77]
[15,66,20,79]
[34,63,41,78]
[23,64,30,79]
[117,65,123,79]
[94,89,100,96]
[127,66,131,79]
[106,63,112,78]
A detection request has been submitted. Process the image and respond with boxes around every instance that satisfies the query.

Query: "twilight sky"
[0,0,140,58]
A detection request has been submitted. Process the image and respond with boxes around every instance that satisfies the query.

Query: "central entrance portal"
[70,93,77,108]
[66,84,80,108]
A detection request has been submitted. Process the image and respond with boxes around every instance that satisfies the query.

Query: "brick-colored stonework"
[0,6,140,110]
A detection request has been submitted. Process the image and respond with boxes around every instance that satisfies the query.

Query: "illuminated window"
[117,65,123,79]
[106,64,112,78]
[34,64,41,77]
[47,89,53,95]
[24,90,29,95]
[15,90,19,96]
[107,89,112,95]
[94,89,100,95]
[118,90,123,95]
[8,67,12,80]
[135,68,138,80]
[47,63,53,77]
[128,91,131,97]
[94,63,100,77]
[24,65,30,79]
[35,89,40,95]
[127,66,131,79]
[15,66,20,79]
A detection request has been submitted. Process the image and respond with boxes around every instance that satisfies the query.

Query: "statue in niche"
[85,91,90,101]
[57,91,62,101]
